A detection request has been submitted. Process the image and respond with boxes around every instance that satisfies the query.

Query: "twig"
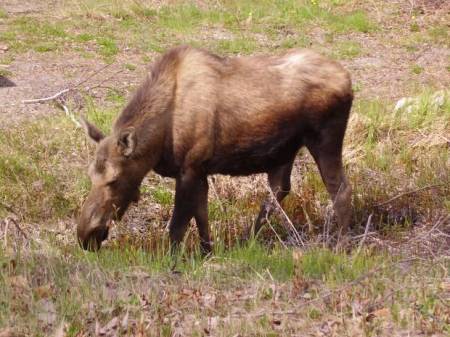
[375,184,443,207]
[8,217,28,240]
[22,88,70,104]
[265,184,305,247]
[265,214,288,249]
[356,213,372,255]
[55,99,81,128]
[19,62,116,105]
[0,200,18,216]
[72,63,113,89]
[3,218,9,248]
[83,69,125,92]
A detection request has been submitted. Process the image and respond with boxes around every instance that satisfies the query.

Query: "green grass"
[333,40,362,59]
[0,237,447,335]
[96,37,119,59]
[150,186,173,206]
[0,69,12,77]
[34,41,58,53]
[411,64,423,75]
[0,7,7,19]
[215,37,260,54]
[427,25,449,46]
[124,63,136,71]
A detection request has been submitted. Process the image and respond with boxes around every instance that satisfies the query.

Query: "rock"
[394,97,415,112]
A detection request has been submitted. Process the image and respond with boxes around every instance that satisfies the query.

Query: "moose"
[77,45,353,253]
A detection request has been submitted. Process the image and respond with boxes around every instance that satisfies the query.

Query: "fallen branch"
[265,184,305,247]
[72,63,113,89]
[0,200,18,216]
[356,213,372,255]
[22,88,70,104]
[375,183,443,207]
[8,217,28,240]
[17,62,116,106]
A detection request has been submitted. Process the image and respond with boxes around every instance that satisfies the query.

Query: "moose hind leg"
[252,159,295,236]
[193,177,212,256]
[307,141,352,236]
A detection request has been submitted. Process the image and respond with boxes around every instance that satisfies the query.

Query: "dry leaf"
[373,308,390,317]
[34,284,52,299]
[366,307,390,321]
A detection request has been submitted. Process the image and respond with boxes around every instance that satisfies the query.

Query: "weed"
[124,63,136,71]
[411,64,423,75]
[97,37,119,59]
[0,7,7,19]
[0,69,12,77]
[333,40,362,59]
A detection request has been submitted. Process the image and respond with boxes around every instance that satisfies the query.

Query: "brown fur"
[77,45,353,252]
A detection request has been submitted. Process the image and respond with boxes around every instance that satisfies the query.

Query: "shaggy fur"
[77,45,353,252]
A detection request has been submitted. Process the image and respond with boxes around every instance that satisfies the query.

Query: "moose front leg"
[169,170,210,255]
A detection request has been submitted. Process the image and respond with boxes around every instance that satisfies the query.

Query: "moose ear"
[117,128,136,157]
[81,116,105,143]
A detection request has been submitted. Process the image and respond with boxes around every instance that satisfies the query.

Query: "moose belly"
[207,135,302,176]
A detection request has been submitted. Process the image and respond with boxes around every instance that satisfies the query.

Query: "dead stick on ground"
[9,217,28,240]
[21,62,115,105]
[208,177,225,213]
[3,218,9,248]
[356,213,373,255]
[375,184,443,207]
[72,63,113,89]
[0,200,19,217]
[265,183,305,247]
[22,88,71,104]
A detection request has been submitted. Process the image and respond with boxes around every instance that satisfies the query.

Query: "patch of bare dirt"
[341,34,449,100]
[0,0,47,15]
[0,50,152,127]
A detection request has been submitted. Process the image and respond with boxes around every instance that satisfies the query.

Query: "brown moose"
[77,45,353,253]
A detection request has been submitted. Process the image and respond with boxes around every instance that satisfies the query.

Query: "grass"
[0,7,7,19]
[333,40,362,59]
[411,64,424,75]
[0,0,449,335]
[0,69,12,77]
[0,0,380,60]
[0,237,447,335]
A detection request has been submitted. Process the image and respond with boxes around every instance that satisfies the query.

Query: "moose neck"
[114,78,175,176]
